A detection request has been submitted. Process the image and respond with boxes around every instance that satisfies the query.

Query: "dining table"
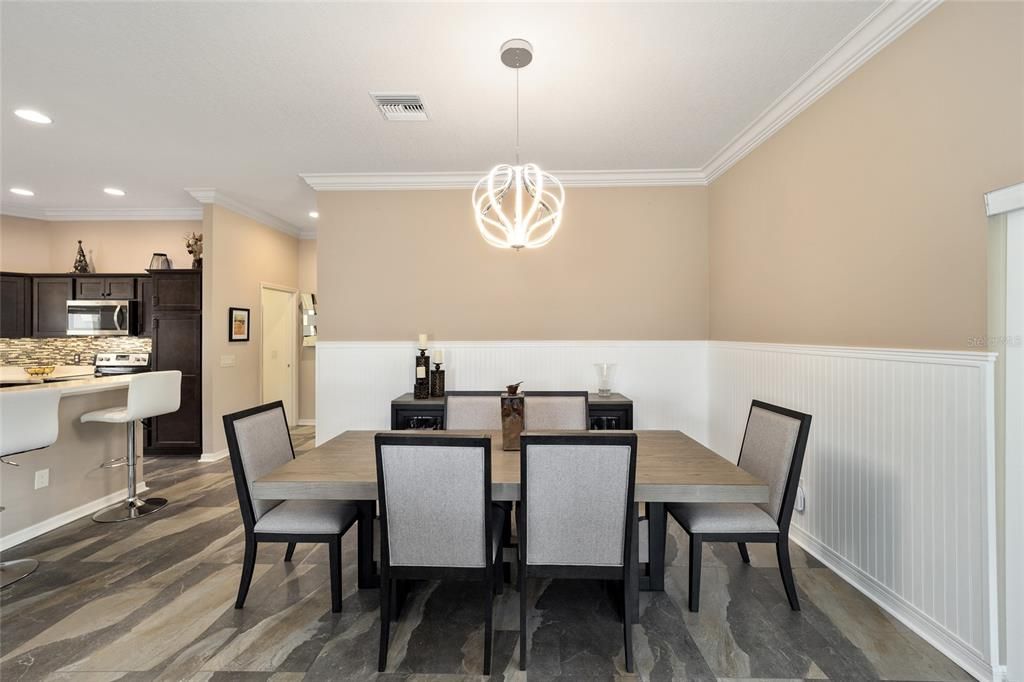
[251,428,768,610]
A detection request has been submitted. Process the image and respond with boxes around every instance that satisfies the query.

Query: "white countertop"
[0,372,132,396]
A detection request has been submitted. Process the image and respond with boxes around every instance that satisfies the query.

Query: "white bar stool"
[0,388,62,588]
[82,370,181,523]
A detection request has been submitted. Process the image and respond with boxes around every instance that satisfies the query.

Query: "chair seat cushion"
[80,406,130,424]
[254,500,359,535]
[667,502,779,534]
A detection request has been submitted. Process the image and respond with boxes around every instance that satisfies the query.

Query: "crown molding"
[300,168,706,191]
[1,204,201,221]
[701,0,942,182]
[185,187,313,239]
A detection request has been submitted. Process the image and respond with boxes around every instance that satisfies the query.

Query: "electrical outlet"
[795,478,806,512]
[34,469,49,490]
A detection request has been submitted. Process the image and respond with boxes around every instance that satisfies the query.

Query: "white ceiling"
[1,1,887,233]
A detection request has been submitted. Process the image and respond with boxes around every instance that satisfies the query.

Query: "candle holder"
[430,363,446,397]
[594,362,616,397]
[414,349,431,399]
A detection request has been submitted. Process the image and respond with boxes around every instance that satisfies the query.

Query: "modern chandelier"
[473,39,565,251]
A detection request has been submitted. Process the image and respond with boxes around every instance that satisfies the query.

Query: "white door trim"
[259,282,299,426]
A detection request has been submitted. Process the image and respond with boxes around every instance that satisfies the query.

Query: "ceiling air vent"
[370,93,429,121]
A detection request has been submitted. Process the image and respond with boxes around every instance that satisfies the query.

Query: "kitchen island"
[0,375,146,548]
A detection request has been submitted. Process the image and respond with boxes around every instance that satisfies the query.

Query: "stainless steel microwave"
[66,300,137,336]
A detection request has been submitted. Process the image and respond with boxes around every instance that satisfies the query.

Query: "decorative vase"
[414,350,431,399]
[500,393,525,451]
[594,362,616,397]
[192,256,202,270]
[430,364,445,397]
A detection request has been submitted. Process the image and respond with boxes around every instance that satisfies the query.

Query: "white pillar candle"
[434,349,444,364]
[418,333,428,348]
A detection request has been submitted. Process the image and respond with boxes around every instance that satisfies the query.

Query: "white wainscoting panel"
[317,340,707,444]
[707,341,999,681]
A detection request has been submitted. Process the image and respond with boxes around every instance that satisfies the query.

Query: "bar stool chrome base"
[92,496,168,523]
[0,558,39,588]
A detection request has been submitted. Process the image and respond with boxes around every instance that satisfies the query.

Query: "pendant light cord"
[515,66,520,165]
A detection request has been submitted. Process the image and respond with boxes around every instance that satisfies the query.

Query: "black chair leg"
[235,536,258,609]
[328,537,342,613]
[378,576,391,672]
[483,580,494,675]
[494,555,504,595]
[622,577,634,673]
[688,533,702,612]
[738,542,750,564]
[519,571,528,670]
[776,539,800,611]
[284,542,296,562]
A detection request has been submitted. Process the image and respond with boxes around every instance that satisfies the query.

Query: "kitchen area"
[0,265,202,548]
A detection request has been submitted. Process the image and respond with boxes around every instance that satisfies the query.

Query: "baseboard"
[296,419,316,426]
[790,526,997,682]
[0,483,149,551]
[198,449,228,463]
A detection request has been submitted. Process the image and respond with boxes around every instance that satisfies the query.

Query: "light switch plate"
[220,355,236,367]
[34,468,49,490]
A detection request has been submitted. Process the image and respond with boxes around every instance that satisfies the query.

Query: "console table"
[390,392,633,430]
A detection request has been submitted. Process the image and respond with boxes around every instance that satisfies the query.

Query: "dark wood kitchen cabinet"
[75,276,136,300]
[0,273,32,338]
[147,269,202,455]
[32,277,73,337]
[136,276,153,337]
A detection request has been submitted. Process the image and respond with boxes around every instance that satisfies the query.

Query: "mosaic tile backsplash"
[0,337,152,367]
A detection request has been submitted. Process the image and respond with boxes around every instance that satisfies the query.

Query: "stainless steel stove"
[94,352,151,376]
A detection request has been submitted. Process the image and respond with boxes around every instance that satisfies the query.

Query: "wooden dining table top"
[252,429,768,504]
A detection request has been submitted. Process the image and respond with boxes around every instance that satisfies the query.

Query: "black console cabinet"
[390,392,633,430]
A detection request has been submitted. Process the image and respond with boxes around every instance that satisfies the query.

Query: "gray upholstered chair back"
[524,441,632,566]
[230,406,292,521]
[445,393,502,430]
[525,393,588,430]
[379,442,488,567]
[738,405,803,521]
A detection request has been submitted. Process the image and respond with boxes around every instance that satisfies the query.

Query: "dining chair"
[223,401,359,613]
[524,390,589,430]
[518,432,638,672]
[667,399,811,612]
[375,433,504,674]
[443,390,502,430]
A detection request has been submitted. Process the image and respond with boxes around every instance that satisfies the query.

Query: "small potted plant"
[185,232,203,269]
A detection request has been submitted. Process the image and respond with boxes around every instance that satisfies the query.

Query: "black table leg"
[357,500,379,589]
[645,502,666,592]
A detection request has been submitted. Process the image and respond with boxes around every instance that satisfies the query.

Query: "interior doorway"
[260,283,298,425]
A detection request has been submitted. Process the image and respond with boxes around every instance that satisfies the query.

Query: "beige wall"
[202,205,299,454]
[298,239,316,422]
[317,187,709,341]
[0,214,199,273]
[0,215,51,271]
[708,1,1024,350]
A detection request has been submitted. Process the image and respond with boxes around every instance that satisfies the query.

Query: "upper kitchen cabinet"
[0,273,32,338]
[32,277,73,337]
[75,276,136,300]
[149,269,201,310]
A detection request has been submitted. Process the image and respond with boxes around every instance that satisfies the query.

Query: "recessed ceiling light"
[104,187,126,197]
[308,211,319,219]
[14,109,52,124]
[9,187,34,197]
